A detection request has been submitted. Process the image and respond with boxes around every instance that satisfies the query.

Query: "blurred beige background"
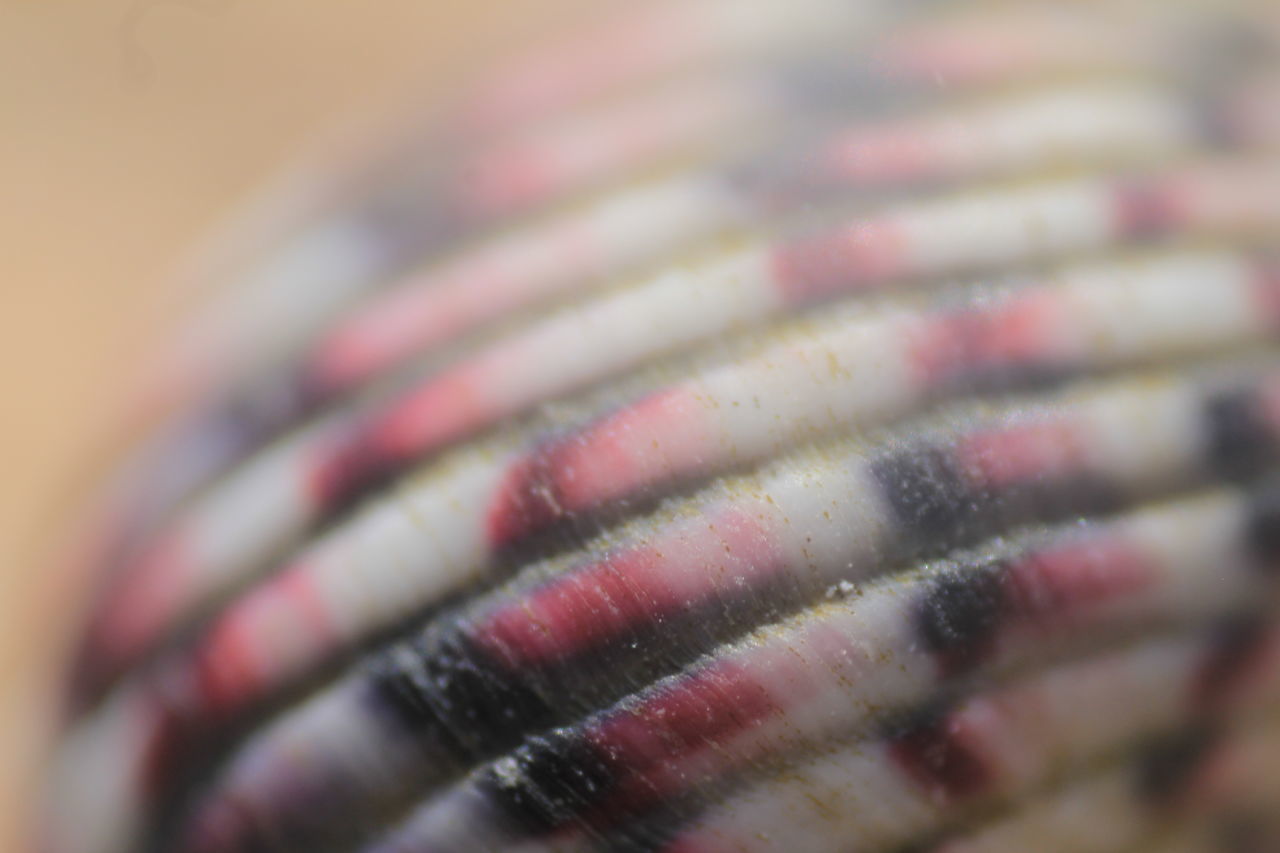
[0,1,588,847]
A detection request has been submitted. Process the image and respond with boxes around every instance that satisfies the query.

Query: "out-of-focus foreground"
[0,2,583,848]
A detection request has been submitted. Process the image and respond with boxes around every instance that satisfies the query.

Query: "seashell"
[44,0,1280,851]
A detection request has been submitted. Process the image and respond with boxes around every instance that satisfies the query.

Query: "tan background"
[0,1,588,847]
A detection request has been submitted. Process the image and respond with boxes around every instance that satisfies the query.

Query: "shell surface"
[46,1,1280,851]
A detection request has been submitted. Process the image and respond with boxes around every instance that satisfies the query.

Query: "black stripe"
[479,730,617,836]
[365,630,556,762]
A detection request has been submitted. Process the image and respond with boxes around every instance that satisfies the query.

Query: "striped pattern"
[46,1,1280,852]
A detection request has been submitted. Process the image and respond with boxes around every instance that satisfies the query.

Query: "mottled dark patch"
[872,446,984,558]
[141,700,195,802]
[1193,615,1270,713]
[1245,481,1280,570]
[171,796,266,853]
[914,564,1007,676]
[957,359,1077,398]
[1216,814,1278,853]
[1204,388,1275,481]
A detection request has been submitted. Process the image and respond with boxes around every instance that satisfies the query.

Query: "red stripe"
[485,389,705,548]
[310,373,485,512]
[771,219,907,303]
[457,141,559,219]
[590,658,780,796]
[888,709,997,803]
[307,429,398,513]
[1112,178,1189,240]
[485,442,570,548]
[1000,537,1155,628]
[955,420,1084,489]
[369,369,487,461]
[821,123,941,185]
[84,529,192,683]
[476,545,667,668]
[1250,260,1280,332]
[909,290,1063,385]
[551,388,704,509]
[194,565,327,716]
[477,506,774,667]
